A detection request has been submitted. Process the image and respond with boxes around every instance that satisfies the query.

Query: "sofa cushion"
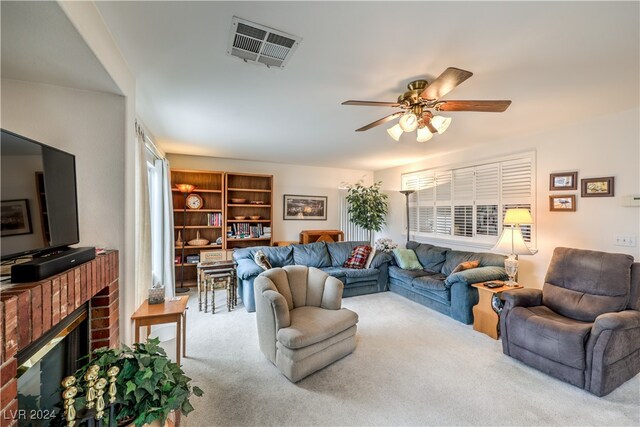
[445,266,508,288]
[413,273,447,292]
[542,247,634,321]
[326,241,369,267]
[507,305,593,369]
[407,241,449,272]
[277,306,359,349]
[292,242,332,268]
[393,248,423,270]
[389,266,432,284]
[320,267,347,279]
[474,252,507,268]
[343,245,372,269]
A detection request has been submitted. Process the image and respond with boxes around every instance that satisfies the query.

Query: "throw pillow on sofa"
[364,247,377,269]
[343,245,372,269]
[254,249,272,271]
[451,260,479,274]
[393,248,423,270]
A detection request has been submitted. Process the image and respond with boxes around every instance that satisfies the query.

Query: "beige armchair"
[254,266,358,382]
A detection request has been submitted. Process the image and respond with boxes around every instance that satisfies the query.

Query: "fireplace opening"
[17,304,89,427]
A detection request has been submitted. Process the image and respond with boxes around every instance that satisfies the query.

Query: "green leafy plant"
[345,180,389,232]
[62,338,203,427]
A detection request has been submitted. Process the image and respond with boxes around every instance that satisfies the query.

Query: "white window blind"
[402,153,535,246]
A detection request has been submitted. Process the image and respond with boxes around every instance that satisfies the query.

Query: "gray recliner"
[254,266,358,382]
[500,247,640,396]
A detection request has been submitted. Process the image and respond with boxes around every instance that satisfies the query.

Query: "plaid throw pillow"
[343,245,372,269]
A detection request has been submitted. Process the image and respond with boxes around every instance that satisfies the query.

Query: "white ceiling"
[10,2,639,171]
[1,1,121,95]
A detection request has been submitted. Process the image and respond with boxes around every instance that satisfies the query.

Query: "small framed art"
[549,195,576,212]
[549,172,577,190]
[581,177,614,197]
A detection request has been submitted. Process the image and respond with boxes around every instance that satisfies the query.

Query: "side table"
[131,296,189,364]
[471,282,523,339]
[197,260,237,313]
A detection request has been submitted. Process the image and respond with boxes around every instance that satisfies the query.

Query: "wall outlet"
[615,235,637,247]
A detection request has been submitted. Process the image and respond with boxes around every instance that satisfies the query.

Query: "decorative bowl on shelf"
[231,198,247,204]
[249,216,261,220]
[234,216,247,220]
[249,200,265,205]
[187,231,209,246]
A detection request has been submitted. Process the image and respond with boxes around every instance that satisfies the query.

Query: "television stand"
[11,247,96,283]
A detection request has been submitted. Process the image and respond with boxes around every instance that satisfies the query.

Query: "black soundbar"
[11,247,96,283]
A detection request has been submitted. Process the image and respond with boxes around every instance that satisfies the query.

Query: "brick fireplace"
[0,251,119,427]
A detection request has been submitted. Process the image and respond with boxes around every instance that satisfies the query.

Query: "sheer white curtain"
[160,158,175,298]
[135,124,152,306]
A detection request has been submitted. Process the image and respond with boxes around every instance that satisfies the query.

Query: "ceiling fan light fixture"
[431,115,452,134]
[387,124,403,141]
[399,113,418,132]
[416,126,433,142]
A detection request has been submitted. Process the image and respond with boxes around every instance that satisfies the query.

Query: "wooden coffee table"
[131,296,189,364]
[471,282,523,339]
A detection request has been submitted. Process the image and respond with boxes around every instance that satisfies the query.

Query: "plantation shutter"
[453,168,474,237]
[401,152,535,246]
[501,158,533,242]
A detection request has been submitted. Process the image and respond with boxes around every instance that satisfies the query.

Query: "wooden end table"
[131,296,189,364]
[471,282,523,339]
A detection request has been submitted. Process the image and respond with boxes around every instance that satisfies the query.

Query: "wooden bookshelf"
[171,169,225,284]
[225,172,273,249]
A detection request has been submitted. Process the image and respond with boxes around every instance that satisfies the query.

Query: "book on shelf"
[206,212,222,226]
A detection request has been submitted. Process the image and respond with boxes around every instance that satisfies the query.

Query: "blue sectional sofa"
[234,241,393,312]
[389,241,508,324]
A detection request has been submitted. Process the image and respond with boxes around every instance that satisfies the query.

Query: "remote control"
[484,282,503,289]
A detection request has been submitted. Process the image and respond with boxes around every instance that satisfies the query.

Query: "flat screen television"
[1,129,80,260]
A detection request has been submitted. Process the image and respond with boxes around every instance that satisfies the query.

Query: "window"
[401,153,535,247]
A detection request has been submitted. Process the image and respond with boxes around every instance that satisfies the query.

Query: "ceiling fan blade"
[342,100,401,107]
[435,100,512,112]
[355,112,404,132]
[419,67,473,101]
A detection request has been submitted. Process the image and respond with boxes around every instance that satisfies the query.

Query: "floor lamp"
[175,183,195,294]
[399,190,415,244]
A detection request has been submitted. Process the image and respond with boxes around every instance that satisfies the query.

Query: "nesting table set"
[196,260,237,313]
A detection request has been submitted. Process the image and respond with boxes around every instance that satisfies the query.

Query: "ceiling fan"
[342,67,511,142]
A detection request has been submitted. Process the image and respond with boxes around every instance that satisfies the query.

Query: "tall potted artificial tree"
[345,180,389,242]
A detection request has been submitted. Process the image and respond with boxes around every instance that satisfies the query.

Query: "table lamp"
[493,208,533,286]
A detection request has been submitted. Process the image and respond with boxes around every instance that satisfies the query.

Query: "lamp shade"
[493,227,533,256]
[175,183,195,194]
[504,208,533,225]
[431,115,452,134]
[416,126,433,142]
[387,124,403,141]
[399,113,419,132]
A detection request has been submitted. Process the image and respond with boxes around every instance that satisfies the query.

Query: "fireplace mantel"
[0,250,119,426]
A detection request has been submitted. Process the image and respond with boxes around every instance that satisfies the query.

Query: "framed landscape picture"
[581,176,614,197]
[549,171,577,190]
[1,199,33,236]
[283,195,327,220]
[549,195,576,212]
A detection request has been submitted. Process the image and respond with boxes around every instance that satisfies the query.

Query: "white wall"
[1,79,126,253]
[167,154,373,242]
[374,108,640,289]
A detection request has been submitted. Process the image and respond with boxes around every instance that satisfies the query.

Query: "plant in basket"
[54,338,203,427]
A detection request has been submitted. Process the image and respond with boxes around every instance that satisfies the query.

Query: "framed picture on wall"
[1,199,33,236]
[549,195,576,212]
[549,171,577,190]
[581,177,614,197]
[283,195,327,220]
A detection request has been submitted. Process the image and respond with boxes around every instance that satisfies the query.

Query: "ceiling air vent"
[228,17,301,69]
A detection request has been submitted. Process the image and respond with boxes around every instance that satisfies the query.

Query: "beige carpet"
[161,291,639,426]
